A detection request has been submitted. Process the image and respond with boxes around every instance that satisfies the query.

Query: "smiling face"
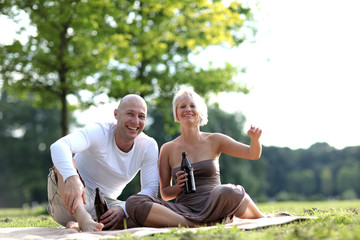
[114,95,147,149]
[175,94,199,125]
[172,87,208,126]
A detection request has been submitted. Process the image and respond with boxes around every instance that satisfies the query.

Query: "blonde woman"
[126,87,289,227]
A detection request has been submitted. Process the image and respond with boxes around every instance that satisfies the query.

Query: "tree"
[261,146,296,197]
[336,164,359,196]
[320,167,333,196]
[288,169,316,196]
[0,91,61,207]
[1,0,252,136]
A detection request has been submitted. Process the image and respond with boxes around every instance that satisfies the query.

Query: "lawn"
[1,200,359,239]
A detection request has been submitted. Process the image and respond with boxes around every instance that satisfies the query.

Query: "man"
[47,94,159,232]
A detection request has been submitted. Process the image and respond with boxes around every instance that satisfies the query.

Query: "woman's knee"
[214,184,245,199]
[126,194,155,226]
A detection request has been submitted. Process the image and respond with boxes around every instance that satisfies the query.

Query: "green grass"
[0,207,59,228]
[1,200,359,239]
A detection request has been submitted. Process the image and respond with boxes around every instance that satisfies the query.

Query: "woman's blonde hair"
[172,86,208,126]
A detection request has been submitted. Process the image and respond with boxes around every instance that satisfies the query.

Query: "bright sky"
[1,0,359,150]
[194,0,360,150]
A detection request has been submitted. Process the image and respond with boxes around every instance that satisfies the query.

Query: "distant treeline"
[1,93,359,207]
[230,143,360,202]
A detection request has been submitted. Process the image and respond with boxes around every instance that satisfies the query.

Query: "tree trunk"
[59,21,71,137]
[60,90,68,136]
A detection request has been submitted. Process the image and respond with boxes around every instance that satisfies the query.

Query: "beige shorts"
[47,169,124,226]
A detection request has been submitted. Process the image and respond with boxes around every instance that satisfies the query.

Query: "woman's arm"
[246,125,262,159]
[158,143,184,201]
[216,125,262,160]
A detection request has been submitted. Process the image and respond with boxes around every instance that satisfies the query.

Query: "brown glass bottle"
[180,152,196,193]
[94,187,109,229]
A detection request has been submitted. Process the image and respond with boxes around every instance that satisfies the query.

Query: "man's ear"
[114,109,118,119]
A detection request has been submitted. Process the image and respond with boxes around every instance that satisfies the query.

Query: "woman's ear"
[114,109,118,119]
[175,111,179,122]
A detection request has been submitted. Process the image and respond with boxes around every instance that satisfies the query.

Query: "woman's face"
[176,94,199,125]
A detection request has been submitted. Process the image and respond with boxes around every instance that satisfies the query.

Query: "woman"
[126,87,289,227]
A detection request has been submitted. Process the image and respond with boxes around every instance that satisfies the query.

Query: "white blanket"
[0,216,315,239]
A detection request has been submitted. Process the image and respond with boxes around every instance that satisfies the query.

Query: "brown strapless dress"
[126,159,250,225]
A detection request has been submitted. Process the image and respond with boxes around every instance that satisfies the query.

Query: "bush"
[340,189,357,200]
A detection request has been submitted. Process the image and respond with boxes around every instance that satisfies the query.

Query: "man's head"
[114,94,147,150]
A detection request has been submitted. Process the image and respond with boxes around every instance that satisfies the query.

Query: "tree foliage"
[261,143,360,201]
[0,91,60,207]
[1,95,360,207]
[0,0,252,136]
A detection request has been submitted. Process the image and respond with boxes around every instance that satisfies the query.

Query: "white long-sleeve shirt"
[50,122,159,201]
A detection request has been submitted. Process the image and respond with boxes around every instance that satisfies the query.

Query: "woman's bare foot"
[266,212,292,218]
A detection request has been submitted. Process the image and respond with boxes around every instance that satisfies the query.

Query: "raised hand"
[247,125,262,141]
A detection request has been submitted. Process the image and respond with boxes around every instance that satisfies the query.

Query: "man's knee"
[51,160,85,187]
[47,171,76,226]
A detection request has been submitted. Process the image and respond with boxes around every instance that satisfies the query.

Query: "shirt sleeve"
[120,204,129,218]
[137,138,159,197]
[123,137,158,218]
[50,124,102,181]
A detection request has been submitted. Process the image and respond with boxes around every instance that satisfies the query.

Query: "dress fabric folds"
[126,159,250,225]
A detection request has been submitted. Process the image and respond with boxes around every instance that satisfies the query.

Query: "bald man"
[48,94,159,232]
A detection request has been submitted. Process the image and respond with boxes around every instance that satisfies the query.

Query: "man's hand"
[100,206,126,230]
[64,175,86,215]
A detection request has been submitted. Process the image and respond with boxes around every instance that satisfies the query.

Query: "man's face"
[116,96,147,142]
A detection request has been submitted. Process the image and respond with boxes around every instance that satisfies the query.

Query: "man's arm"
[50,136,80,181]
[50,128,92,213]
[138,139,160,197]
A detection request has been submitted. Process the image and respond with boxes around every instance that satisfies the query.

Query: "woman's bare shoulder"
[201,132,226,141]
[160,138,180,152]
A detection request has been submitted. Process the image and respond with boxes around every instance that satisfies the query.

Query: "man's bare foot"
[66,221,80,231]
[78,218,104,232]
[66,219,104,232]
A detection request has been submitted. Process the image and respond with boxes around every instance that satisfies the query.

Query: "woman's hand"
[247,125,262,141]
[247,125,262,160]
[175,170,188,188]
